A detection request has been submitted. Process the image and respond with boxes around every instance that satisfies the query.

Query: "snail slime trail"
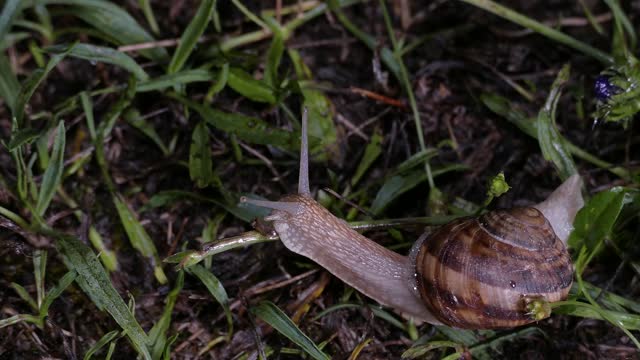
[242,109,583,329]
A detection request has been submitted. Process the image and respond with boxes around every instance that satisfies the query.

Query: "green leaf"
[189,121,214,188]
[46,43,149,80]
[251,301,330,360]
[124,109,169,156]
[14,46,71,126]
[83,330,120,360]
[351,130,383,186]
[138,69,216,93]
[39,270,77,319]
[289,49,337,158]
[171,95,296,150]
[227,67,276,104]
[113,195,167,284]
[36,122,66,216]
[370,163,467,216]
[189,264,233,336]
[149,271,184,360]
[0,53,19,111]
[0,313,41,328]
[168,0,216,74]
[35,0,168,63]
[205,63,229,100]
[265,30,284,87]
[0,0,23,41]
[7,127,42,150]
[568,187,634,273]
[536,64,577,180]
[51,231,151,359]
[10,282,37,311]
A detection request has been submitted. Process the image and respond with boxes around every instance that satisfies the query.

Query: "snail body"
[243,111,583,329]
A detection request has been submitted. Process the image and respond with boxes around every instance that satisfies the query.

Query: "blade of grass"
[252,301,330,360]
[14,45,72,126]
[168,0,216,74]
[138,69,216,93]
[536,64,577,180]
[33,249,47,308]
[351,129,383,187]
[46,43,149,80]
[568,187,633,273]
[35,0,168,62]
[189,121,214,188]
[188,264,233,336]
[83,330,120,360]
[227,67,276,104]
[46,229,151,359]
[138,0,159,35]
[7,127,42,151]
[113,195,167,284]
[170,95,296,149]
[457,0,613,65]
[0,0,23,40]
[10,282,38,311]
[36,121,66,216]
[0,53,19,111]
[149,271,184,360]
[289,50,337,159]
[38,270,76,320]
[480,93,632,180]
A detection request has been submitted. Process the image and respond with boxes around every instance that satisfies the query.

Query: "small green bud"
[488,172,511,198]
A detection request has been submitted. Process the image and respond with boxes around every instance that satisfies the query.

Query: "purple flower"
[594,75,621,101]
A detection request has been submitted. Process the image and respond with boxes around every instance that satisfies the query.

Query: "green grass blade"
[124,109,170,156]
[35,0,168,63]
[171,95,296,150]
[251,301,330,360]
[351,130,382,187]
[10,282,38,311]
[36,121,65,216]
[227,67,276,104]
[0,53,19,111]
[265,29,284,88]
[7,128,42,151]
[33,249,47,308]
[14,47,71,126]
[49,230,151,359]
[83,329,120,360]
[113,195,167,284]
[149,271,184,360]
[46,43,149,80]
[536,64,577,180]
[289,49,337,159]
[0,313,41,328]
[568,187,633,272]
[137,0,159,35]
[0,0,23,40]
[39,270,76,319]
[457,0,613,65]
[189,121,214,188]
[137,69,216,93]
[189,264,232,336]
[168,0,216,74]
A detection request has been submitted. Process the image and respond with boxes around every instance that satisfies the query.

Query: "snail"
[241,110,584,329]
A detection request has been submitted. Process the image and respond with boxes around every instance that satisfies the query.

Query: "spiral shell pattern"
[414,207,573,329]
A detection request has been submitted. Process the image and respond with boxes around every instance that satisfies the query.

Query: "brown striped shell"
[414,207,573,329]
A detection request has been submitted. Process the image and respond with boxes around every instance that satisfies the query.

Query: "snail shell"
[413,207,573,329]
